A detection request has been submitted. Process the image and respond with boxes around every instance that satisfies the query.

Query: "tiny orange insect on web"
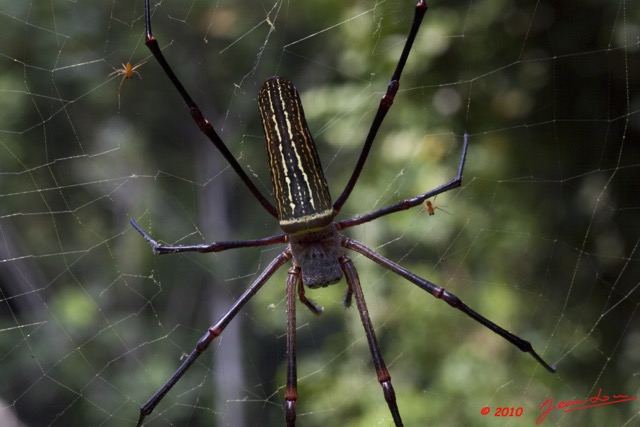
[109,60,147,92]
[422,196,451,216]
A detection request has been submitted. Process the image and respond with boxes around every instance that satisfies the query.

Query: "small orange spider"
[109,60,147,92]
[422,197,451,216]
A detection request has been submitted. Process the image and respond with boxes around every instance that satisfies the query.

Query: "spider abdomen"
[259,77,336,234]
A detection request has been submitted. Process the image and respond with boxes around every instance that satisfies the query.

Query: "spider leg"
[337,133,468,231]
[339,255,403,427]
[130,218,286,254]
[143,0,277,218]
[285,267,299,426]
[343,237,557,373]
[285,265,326,426]
[108,68,123,77]
[333,0,428,212]
[119,75,127,92]
[296,275,323,314]
[136,250,292,427]
[132,60,148,77]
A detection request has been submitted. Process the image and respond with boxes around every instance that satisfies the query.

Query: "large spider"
[132,1,555,426]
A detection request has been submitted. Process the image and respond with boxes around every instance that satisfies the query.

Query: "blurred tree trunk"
[197,138,246,427]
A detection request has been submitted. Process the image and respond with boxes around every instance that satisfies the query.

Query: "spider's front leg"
[285,267,299,427]
[339,255,404,427]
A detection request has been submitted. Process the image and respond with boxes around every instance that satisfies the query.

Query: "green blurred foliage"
[0,1,638,427]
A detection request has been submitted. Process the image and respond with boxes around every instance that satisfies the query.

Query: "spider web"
[1,1,638,426]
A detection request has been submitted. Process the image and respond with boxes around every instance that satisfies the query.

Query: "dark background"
[0,1,638,426]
